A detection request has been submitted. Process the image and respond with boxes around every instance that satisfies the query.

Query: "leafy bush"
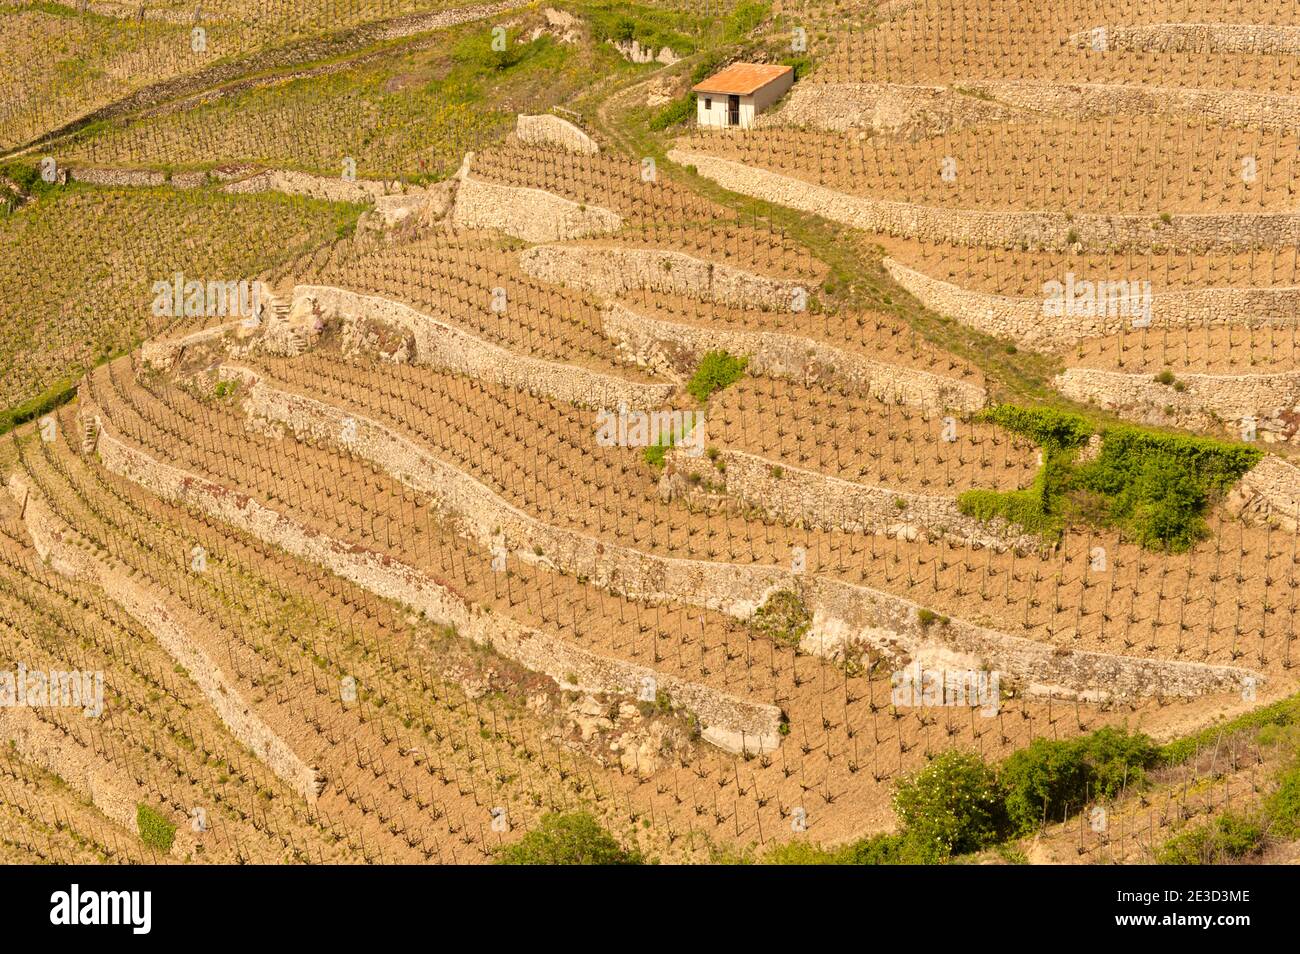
[980,404,1092,451]
[1075,427,1260,551]
[584,2,701,57]
[724,1,771,42]
[687,350,748,402]
[495,812,642,865]
[892,751,1006,862]
[961,405,1260,551]
[1156,811,1266,864]
[136,803,176,854]
[1265,760,1300,838]
[761,832,908,865]
[1000,728,1158,834]
[649,94,694,131]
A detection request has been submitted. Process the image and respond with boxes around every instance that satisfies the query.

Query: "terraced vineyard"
[3,0,1300,877]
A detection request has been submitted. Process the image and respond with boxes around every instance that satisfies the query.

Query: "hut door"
[728,95,740,127]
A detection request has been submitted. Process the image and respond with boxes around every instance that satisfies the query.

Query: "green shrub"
[893,751,1006,862]
[687,350,749,402]
[761,832,908,865]
[1076,427,1260,551]
[136,803,176,854]
[649,94,694,131]
[1265,760,1300,837]
[1000,728,1158,834]
[980,404,1093,450]
[495,812,642,865]
[1156,811,1266,864]
[963,405,1261,552]
[724,1,770,42]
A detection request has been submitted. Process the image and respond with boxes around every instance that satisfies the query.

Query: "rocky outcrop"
[520,245,807,311]
[669,148,1300,252]
[601,300,985,410]
[451,153,622,242]
[8,472,324,805]
[515,114,599,154]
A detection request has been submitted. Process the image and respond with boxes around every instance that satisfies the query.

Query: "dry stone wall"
[514,114,599,154]
[1230,454,1300,530]
[519,245,806,311]
[222,169,399,203]
[1055,366,1300,441]
[602,300,985,411]
[790,81,1300,133]
[299,285,672,410]
[885,258,1300,351]
[659,444,1036,550]
[805,575,1256,701]
[89,413,782,756]
[0,707,197,858]
[9,471,323,805]
[220,366,1253,703]
[69,166,204,188]
[669,148,1300,252]
[762,82,1031,136]
[451,153,623,242]
[1070,23,1300,54]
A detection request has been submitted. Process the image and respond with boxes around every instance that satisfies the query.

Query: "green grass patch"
[136,803,176,854]
[686,350,748,402]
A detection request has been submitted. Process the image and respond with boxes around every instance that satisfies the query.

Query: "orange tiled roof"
[692,63,793,96]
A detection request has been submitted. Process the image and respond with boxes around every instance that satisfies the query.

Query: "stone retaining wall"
[1055,366,1300,441]
[790,81,1300,133]
[222,168,398,203]
[519,245,805,311]
[1070,23,1300,54]
[89,414,783,756]
[601,300,985,410]
[762,82,1030,136]
[884,257,1300,350]
[223,366,1252,703]
[0,707,197,858]
[515,114,599,154]
[1230,454,1300,530]
[68,167,195,188]
[659,444,1035,550]
[298,285,672,410]
[451,153,623,242]
[669,148,1300,252]
[9,471,323,805]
